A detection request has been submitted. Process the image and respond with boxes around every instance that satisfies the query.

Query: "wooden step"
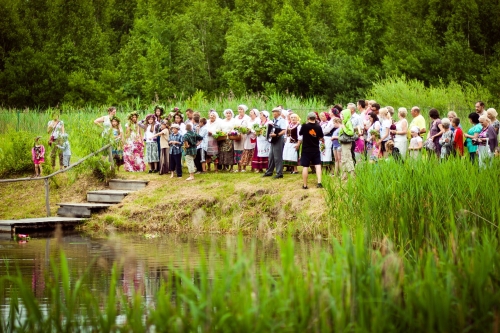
[109,179,149,191]
[0,217,86,234]
[87,190,131,203]
[57,203,113,218]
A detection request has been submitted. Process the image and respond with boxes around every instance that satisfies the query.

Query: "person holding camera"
[263,108,287,179]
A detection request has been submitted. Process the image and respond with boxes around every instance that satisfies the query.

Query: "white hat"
[238,104,248,112]
[171,124,180,129]
[251,108,260,118]
[410,126,419,133]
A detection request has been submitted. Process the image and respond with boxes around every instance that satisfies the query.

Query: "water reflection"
[0,230,329,310]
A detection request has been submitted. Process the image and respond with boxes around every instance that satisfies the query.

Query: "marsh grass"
[1,229,499,332]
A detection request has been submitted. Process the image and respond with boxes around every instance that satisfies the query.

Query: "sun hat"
[171,124,180,129]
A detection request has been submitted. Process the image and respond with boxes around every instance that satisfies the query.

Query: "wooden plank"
[109,179,149,191]
[0,217,86,233]
[87,190,129,203]
[57,203,113,208]
[57,206,92,218]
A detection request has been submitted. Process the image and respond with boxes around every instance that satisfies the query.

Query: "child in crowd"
[168,124,183,178]
[31,136,45,177]
[369,130,380,163]
[183,123,203,181]
[331,118,342,176]
[198,118,209,173]
[56,133,71,169]
[110,116,124,170]
[152,121,170,175]
[408,126,423,159]
[452,117,464,156]
[144,115,159,173]
[439,118,453,159]
[385,140,402,162]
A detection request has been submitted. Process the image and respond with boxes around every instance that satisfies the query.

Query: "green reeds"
[1,230,499,332]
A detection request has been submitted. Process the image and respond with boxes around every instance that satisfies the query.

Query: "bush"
[0,130,37,176]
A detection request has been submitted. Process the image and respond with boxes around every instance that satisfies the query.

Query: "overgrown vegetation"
[1,0,500,108]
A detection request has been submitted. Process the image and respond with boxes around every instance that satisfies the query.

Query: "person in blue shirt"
[263,108,287,179]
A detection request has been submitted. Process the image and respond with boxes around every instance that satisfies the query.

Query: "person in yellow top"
[408,106,427,139]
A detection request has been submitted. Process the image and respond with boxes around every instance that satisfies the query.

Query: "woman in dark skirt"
[218,109,236,171]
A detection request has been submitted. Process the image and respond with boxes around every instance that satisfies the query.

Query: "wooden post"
[44,178,51,217]
[108,145,115,171]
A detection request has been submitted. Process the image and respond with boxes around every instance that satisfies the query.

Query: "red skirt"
[251,146,268,170]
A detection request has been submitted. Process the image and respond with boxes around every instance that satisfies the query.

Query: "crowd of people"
[31,101,500,185]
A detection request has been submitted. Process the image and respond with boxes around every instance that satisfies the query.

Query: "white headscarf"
[281,109,289,118]
[250,108,260,119]
[209,109,219,119]
[261,111,270,118]
[238,104,248,112]
[224,109,234,118]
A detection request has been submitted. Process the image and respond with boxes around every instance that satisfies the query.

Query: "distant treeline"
[1,0,499,108]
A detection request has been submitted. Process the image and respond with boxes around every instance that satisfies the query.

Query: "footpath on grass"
[0,170,332,238]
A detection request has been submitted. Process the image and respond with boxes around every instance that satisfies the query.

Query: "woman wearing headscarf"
[251,111,272,173]
[234,105,250,172]
[240,108,260,172]
[205,110,221,172]
[339,109,355,180]
[218,109,236,171]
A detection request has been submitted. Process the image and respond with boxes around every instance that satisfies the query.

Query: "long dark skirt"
[218,139,235,166]
[159,148,170,175]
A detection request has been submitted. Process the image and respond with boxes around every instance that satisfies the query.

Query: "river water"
[0,230,328,315]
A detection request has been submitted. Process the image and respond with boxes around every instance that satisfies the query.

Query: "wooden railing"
[0,144,114,217]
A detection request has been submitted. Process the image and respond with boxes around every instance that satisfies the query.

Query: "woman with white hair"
[283,113,302,173]
[391,107,409,158]
[476,115,498,168]
[205,110,221,172]
[233,105,250,172]
[438,118,453,159]
[218,109,236,171]
[251,111,272,173]
[486,108,499,154]
[240,108,260,172]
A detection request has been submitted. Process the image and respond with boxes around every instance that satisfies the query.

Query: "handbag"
[423,138,435,151]
[48,120,59,147]
[338,132,358,144]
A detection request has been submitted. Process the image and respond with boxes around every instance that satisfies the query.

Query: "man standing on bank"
[263,107,287,179]
[298,112,324,189]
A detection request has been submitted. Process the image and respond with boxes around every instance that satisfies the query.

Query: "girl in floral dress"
[124,112,145,172]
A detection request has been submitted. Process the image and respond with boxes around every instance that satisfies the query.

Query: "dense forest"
[0,0,499,108]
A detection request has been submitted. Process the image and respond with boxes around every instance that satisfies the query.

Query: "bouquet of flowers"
[320,142,326,152]
[235,125,249,135]
[253,123,267,136]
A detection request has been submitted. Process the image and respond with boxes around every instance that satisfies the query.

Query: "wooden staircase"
[1,179,149,234]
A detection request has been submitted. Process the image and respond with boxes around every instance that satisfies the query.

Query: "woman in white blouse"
[205,110,221,172]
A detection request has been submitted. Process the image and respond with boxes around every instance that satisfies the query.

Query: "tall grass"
[368,76,493,119]
[1,229,499,332]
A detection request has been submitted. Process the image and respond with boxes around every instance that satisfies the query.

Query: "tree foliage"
[0,0,499,107]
